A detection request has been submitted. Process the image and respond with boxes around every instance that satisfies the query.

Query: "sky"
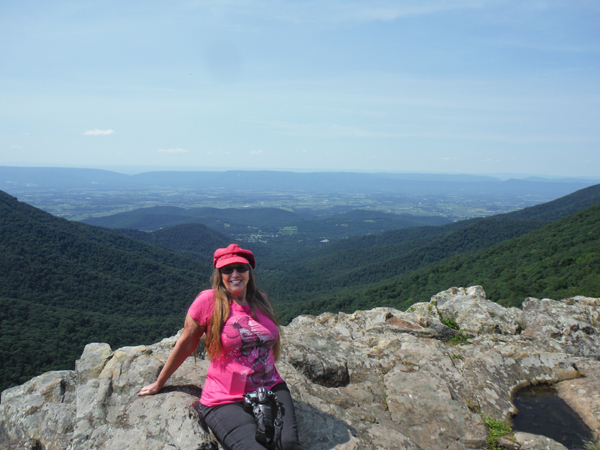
[1,0,599,177]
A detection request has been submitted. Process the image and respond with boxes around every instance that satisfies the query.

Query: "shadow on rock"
[294,401,359,450]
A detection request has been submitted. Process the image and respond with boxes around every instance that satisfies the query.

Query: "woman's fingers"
[138,382,161,396]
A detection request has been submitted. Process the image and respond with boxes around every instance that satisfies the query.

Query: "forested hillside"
[260,218,545,309]
[279,201,600,321]
[0,191,213,391]
[261,183,600,320]
[114,223,231,263]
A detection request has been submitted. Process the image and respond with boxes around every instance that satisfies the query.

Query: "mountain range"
[2,166,597,197]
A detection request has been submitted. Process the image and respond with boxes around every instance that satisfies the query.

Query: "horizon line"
[1,163,600,181]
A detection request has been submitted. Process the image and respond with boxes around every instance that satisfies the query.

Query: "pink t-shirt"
[188,289,284,407]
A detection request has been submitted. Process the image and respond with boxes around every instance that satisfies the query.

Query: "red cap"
[213,244,256,269]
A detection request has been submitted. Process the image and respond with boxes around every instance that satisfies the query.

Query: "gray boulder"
[1,286,599,449]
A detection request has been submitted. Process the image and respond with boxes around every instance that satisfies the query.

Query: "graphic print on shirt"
[224,315,277,388]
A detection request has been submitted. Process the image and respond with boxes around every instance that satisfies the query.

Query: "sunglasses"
[220,265,249,275]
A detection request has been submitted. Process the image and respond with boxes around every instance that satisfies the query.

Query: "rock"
[284,342,349,387]
[0,371,77,450]
[383,366,488,449]
[513,432,569,450]
[521,296,600,358]
[75,343,113,384]
[555,358,600,440]
[431,286,524,335]
[1,286,599,449]
[498,437,520,450]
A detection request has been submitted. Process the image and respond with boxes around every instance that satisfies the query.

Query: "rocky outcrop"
[1,286,599,449]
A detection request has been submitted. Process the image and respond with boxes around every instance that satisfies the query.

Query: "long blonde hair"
[205,265,281,361]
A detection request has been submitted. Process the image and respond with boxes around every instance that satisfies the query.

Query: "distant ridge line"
[0,166,596,196]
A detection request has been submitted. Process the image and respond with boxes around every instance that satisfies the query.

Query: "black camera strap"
[271,403,283,449]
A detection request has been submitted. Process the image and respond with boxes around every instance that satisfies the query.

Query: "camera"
[243,387,281,448]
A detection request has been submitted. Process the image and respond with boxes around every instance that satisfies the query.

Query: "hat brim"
[215,255,251,269]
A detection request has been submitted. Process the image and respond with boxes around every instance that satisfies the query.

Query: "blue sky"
[1,0,599,176]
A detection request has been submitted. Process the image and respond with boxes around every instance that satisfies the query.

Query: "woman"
[138,244,302,450]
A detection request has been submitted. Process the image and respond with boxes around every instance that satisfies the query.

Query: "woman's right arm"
[138,313,205,396]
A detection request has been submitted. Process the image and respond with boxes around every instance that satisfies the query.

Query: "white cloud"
[84,129,114,136]
[157,148,189,153]
[249,150,264,155]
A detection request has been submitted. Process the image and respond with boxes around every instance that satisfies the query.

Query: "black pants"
[201,382,302,450]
